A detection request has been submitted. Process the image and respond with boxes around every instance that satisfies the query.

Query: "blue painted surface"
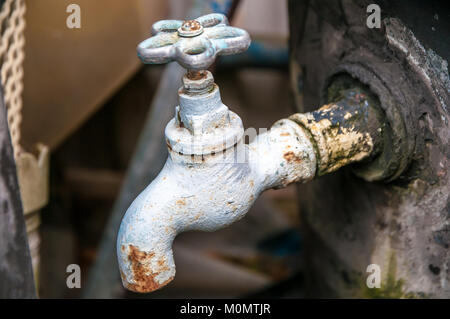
[218,40,289,68]
[209,0,234,15]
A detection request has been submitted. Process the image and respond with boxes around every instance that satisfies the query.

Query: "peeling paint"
[290,88,383,176]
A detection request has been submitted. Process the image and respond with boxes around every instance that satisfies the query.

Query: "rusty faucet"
[117,14,387,293]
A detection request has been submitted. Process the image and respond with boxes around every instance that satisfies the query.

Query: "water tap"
[117,13,387,293]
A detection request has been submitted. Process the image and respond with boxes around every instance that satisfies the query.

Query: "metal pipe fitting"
[290,87,385,176]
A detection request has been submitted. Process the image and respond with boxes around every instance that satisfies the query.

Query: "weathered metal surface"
[117,113,317,292]
[117,72,388,292]
[289,0,450,298]
[0,81,36,298]
[290,85,384,177]
[166,73,244,155]
[137,13,251,70]
[117,10,397,293]
[182,70,214,93]
[119,12,317,292]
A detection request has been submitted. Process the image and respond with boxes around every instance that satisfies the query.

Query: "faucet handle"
[137,13,251,70]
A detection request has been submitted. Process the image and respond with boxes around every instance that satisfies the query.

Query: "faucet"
[117,13,386,293]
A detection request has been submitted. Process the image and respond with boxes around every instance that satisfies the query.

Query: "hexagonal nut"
[182,70,214,92]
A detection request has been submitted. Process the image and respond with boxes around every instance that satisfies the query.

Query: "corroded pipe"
[290,88,384,176]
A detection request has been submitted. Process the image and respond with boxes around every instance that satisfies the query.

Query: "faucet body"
[117,83,318,292]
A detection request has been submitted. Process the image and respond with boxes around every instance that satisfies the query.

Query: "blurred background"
[11,0,302,298]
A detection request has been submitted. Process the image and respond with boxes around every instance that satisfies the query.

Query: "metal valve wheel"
[137,13,251,70]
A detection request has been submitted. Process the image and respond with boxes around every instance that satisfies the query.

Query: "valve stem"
[182,70,214,94]
[186,69,207,80]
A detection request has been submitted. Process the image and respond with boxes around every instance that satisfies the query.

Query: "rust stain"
[187,69,207,80]
[182,20,202,31]
[125,245,173,293]
[283,151,302,163]
[249,180,254,187]
[176,199,186,206]
[157,258,169,271]
[280,132,291,136]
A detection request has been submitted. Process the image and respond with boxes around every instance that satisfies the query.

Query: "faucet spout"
[116,147,256,292]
